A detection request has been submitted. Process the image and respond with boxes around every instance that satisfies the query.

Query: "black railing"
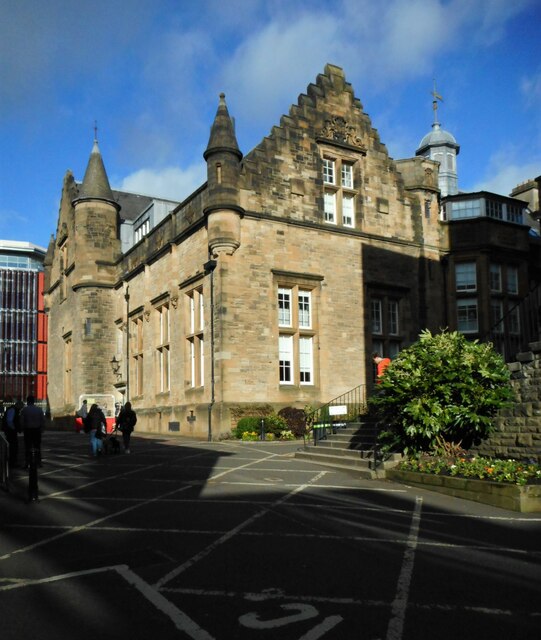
[0,432,9,492]
[306,384,367,446]
[484,283,541,362]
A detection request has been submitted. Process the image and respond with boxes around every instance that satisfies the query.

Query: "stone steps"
[295,421,401,479]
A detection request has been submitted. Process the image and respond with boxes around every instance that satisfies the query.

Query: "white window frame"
[299,336,313,384]
[489,264,502,292]
[371,299,382,334]
[278,288,292,327]
[323,158,335,184]
[455,262,477,292]
[341,163,353,189]
[507,266,518,294]
[457,298,478,333]
[298,290,311,329]
[157,304,170,393]
[186,288,204,388]
[388,300,399,335]
[342,193,355,227]
[279,335,293,384]
[324,191,336,224]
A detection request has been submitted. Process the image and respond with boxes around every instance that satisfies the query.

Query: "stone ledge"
[386,469,541,512]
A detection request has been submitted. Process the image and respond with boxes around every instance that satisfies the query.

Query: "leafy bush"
[369,330,513,455]
[233,414,288,439]
[278,407,307,437]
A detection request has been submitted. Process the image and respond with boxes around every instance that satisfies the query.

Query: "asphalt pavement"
[1,431,540,639]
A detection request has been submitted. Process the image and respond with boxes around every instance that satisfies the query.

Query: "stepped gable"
[240,63,406,223]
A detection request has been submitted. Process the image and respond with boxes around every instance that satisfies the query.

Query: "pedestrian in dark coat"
[2,400,22,467]
[85,403,106,457]
[20,396,45,467]
[116,402,137,453]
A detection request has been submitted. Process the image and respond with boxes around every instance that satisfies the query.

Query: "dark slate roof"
[204,93,242,161]
[111,190,154,221]
[75,140,116,204]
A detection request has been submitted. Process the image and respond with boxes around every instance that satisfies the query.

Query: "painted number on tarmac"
[239,603,343,638]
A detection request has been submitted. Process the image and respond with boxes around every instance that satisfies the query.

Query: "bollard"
[260,418,265,441]
[27,447,39,503]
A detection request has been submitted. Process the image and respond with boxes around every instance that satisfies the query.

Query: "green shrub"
[233,414,288,439]
[277,407,307,437]
[370,329,513,455]
[233,417,263,439]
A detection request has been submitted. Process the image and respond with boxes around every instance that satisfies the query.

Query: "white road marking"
[154,470,328,589]
[239,603,319,628]
[385,496,423,640]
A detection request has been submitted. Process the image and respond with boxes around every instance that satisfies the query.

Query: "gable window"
[277,285,316,385]
[322,155,357,227]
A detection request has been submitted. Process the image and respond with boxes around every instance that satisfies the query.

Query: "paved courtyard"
[1,431,540,639]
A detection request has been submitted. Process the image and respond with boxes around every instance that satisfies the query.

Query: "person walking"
[20,396,45,468]
[2,400,22,468]
[84,403,107,457]
[116,402,137,453]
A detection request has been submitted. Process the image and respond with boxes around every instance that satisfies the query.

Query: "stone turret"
[71,137,120,397]
[203,93,244,257]
[72,138,121,287]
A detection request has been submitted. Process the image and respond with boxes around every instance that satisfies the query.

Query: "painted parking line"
[155,470,328,589]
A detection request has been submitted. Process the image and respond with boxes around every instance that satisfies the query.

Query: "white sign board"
[328,405,347,416]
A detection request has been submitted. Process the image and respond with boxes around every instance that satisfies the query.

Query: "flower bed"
[387,456,541,512]
[399,456,541,486]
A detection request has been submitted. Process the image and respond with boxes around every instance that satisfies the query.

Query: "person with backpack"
[84,403,107,457]
[2,400,22,468]
[115,402,137,453]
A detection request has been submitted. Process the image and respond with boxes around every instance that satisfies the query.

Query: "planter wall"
[386,469,541,513]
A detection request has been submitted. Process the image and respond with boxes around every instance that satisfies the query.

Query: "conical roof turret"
[204,93,242,161]
[73,139,117,206]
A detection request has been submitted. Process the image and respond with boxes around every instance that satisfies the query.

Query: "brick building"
[44,64,539,437]
[0,240,47,408]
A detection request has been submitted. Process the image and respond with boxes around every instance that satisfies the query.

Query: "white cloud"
[116,163,207,202]
[470,148,541,196]
[521,70,541,108]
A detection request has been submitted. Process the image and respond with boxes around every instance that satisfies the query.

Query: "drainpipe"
[124,285,130,403]
[204,259,217,442]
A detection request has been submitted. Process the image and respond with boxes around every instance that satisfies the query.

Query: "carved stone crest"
[318,116,363,148]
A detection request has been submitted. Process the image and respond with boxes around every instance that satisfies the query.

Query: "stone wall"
[474,341,541,463]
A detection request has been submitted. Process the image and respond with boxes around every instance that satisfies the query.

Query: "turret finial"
[431,80,443,127]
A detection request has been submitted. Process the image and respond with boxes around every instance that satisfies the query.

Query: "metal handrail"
[0,432,9,491]
[305,384,367,445]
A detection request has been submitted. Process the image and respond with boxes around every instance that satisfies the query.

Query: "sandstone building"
[44,64,539,437]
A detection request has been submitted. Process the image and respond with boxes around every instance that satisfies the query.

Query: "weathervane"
[93,120,98,142]
[431,80,443,125]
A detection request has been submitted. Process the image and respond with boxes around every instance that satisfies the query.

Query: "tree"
[369,330,513,455]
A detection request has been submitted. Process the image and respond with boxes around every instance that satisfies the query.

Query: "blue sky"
[1,0,540,250]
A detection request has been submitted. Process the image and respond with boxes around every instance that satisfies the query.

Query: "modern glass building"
[0,240,47,406]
